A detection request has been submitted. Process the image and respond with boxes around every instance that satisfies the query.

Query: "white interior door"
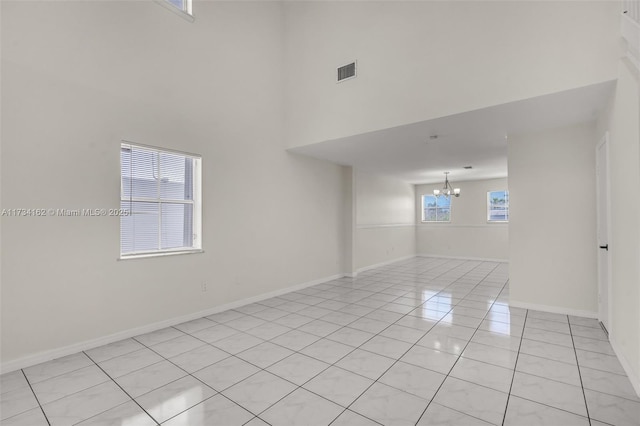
[596,133,611,333]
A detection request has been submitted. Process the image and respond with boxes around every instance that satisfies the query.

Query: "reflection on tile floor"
[2,257,639,425]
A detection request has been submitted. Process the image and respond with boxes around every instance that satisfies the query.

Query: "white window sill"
[119,249,204,261]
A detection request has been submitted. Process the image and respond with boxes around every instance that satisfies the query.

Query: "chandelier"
[433,172,460,197]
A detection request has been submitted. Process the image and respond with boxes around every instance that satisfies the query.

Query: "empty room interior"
[1,0,640,425]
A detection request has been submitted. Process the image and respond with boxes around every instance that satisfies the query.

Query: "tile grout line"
[568,320,593,426]
[325,259,489,424]
[83,351,162,426]
[172,281,620,403]
[14,357,157,424]
[216,260,464,426]
[134,287,398,425]
[500,306,528,426]
[88,334,273,426]
[280,260,460,423]
[20,369,51,426]
[88,330,261,425]
[132,263,448,426]
[314,259,479,425]
[126,333,267,425]
[414,263,508,425]
[3,258,511,426]
[14,358,96,391]
[503,315,599,423]
[329,260,504,425]
[269,260,473,362]
[205,265,504,423]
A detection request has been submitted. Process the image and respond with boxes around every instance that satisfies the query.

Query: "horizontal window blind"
[120,143,201,256]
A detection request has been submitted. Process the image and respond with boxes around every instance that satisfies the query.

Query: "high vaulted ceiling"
[289,81,614,184]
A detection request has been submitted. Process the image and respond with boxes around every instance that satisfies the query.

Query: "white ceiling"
[289,81,615,184]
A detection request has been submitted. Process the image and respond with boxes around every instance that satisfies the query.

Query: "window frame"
[487,190,509,223]
[155,0,194,23]
[421,194,452,223]
[119,141,202,260]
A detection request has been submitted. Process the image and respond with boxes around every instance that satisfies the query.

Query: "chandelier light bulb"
[434,172,461,198]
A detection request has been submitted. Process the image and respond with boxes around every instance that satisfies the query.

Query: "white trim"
[417,224,508,228]
[622,12,640,51]
[121,140,200,159]
[153,0,195,23]
[356,223,415,229]
[0,272,343,374]
[609,336,640,398]
[350,255,418,277]
[622,12,640,71]
[418,254,508,263]
[508,300,598,319]
[626,51,640,72]
[624,0,640,24]
[118,249,204,261]
[124,197,195,204]
[595,132,613,332]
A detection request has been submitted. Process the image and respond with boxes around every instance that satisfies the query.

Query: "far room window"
[487,190,509,222]
[120,142,202,258]
[422,195,451,222]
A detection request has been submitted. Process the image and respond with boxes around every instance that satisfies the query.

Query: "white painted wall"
[0,1,346,368]
[508,123,598,316]
[415,178,509,261]
[354,171,415,271]
[283,1,620,148]
[597,58,640,394]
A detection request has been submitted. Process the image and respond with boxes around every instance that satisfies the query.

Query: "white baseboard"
[351,254,418,277]
[509,300,598,319]
[0,273,344,374]
[356,223,415,229]
[609,336,640,399]
[418,253,509,263]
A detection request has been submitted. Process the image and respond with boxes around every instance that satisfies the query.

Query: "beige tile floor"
[1,257,639,425]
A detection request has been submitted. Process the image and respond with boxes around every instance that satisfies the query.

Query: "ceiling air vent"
[337,62,357,82]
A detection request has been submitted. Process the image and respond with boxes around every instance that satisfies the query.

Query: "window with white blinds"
[120,142,202,258]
